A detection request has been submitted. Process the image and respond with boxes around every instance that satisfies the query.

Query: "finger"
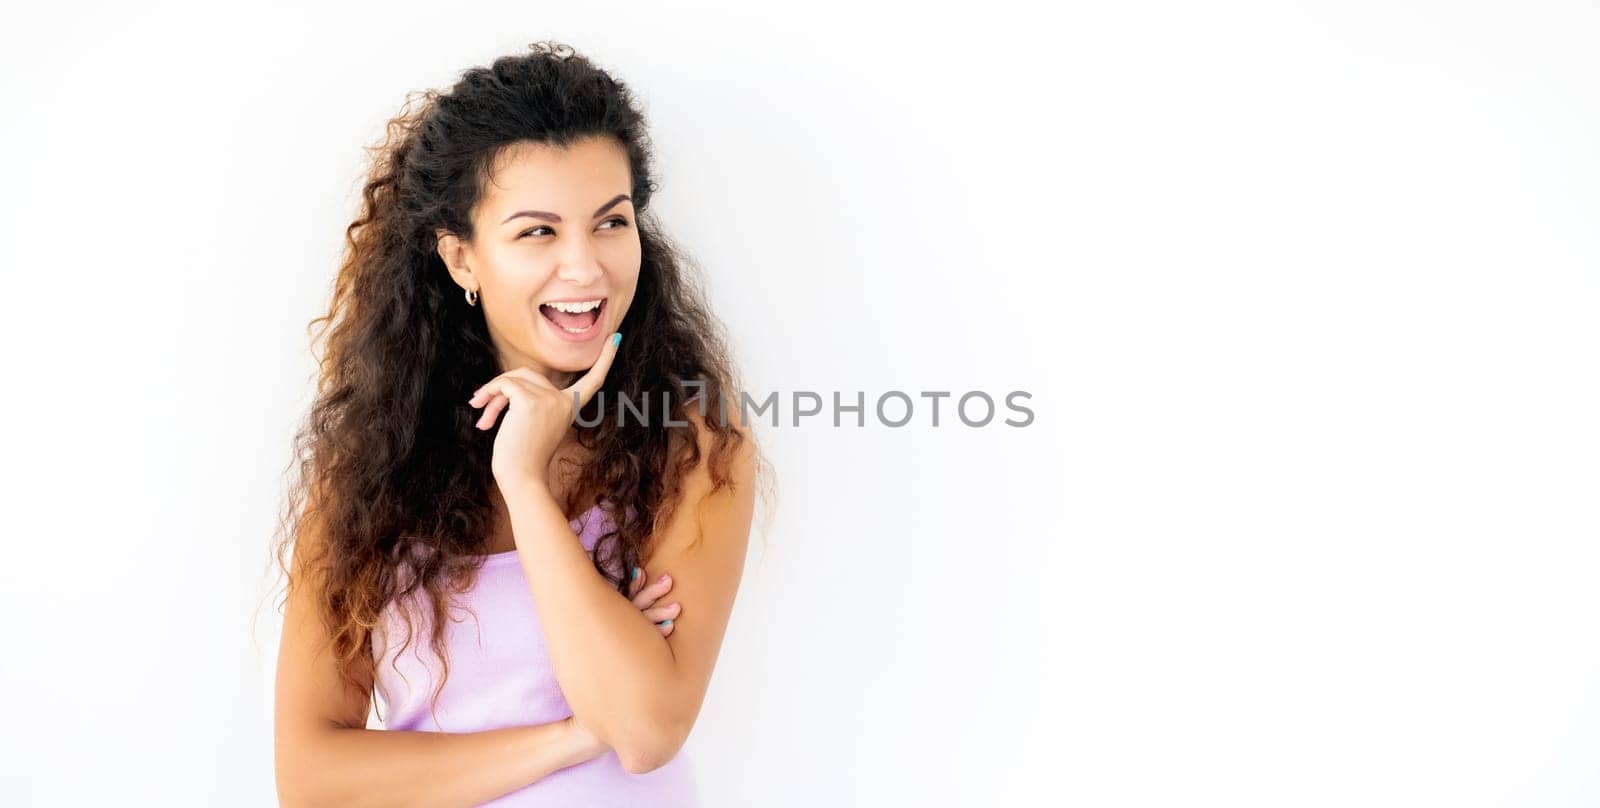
[468,379,509,415]
[471,377,534,421]
[630,572,672,609]
[472,376,534,402]
[627,566,645,598]
[469,375,510,405]
[563,331,622,412]
[473,393,510,430]
[642,602,680,622]
[470,370,538,404]
[656,619,674,637]
[630,577,666,609]
[473,390,505,428]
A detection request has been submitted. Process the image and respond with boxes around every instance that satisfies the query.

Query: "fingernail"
[661,619,672,627]
[631,567,641,580]
[658,573,669,584]
[611,332,622,347]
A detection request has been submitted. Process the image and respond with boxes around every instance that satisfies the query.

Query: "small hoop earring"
[465,288,479,306]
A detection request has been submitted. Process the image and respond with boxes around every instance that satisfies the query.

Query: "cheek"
[607,240,642,271]
[485,254,557,296]
[605,245,642,293]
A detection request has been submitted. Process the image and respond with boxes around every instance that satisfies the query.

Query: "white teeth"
[545,299,603,313]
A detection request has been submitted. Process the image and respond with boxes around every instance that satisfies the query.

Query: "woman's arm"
[275,718,603,808]
[273,491,610,807]
[504,409,757,774]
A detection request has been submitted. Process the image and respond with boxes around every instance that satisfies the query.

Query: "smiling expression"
[437,136,641,388]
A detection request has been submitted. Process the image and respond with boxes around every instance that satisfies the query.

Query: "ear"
[435,228,475,291]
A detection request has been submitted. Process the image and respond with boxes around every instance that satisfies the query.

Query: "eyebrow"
[500,194,632,225]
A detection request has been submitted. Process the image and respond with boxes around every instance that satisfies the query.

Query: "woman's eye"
[519,217,628,240]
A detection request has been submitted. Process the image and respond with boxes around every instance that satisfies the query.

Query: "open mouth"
[538,297,607,338]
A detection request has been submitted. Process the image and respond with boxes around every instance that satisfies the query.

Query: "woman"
[272,41,767,807]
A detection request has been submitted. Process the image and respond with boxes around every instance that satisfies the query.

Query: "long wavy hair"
[268,41,772,722]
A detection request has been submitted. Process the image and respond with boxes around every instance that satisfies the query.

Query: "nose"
[554,238,605,287]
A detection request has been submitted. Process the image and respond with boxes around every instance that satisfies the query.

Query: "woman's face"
[437,136,641,387]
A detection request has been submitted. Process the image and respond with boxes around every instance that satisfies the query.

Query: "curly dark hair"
[267,40,773,722]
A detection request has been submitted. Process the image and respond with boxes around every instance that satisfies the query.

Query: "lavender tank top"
[371,502,700,807]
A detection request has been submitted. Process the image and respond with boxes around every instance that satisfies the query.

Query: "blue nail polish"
[632,567,641,580]
[661,619,672,626]
[611,332,622,347]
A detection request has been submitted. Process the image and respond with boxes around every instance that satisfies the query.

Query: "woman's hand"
[627,565,680,637]
[468,332,621,489]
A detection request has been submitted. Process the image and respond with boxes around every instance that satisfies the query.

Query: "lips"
[538,298,607,342]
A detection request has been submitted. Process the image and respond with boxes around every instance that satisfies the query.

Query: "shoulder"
[643,384,759,560]
[656,384,759,539]
[678,385,757,480]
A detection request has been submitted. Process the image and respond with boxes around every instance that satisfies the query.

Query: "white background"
[2,1,1597,806]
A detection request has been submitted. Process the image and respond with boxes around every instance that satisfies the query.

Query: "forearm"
[276,718,602,808]
[505,487,680,761]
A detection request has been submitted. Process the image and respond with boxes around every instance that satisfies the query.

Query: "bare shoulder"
[643,385,758,562]
[682,384,759,486]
